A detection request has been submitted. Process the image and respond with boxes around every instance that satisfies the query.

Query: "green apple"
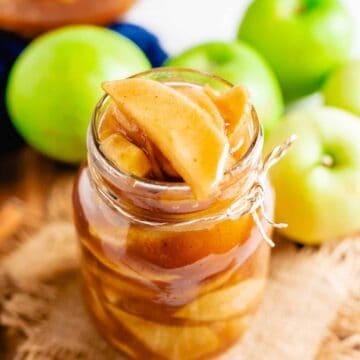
[323,60,360,117]
[166,41,284,135]
[238,0,353,101]
[6,26,150,163]
[265,107,360,245]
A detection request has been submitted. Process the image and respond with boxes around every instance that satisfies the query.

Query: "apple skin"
[6,26,150,163]
[323,60,360,117]
[166,41,284,135]
[265,107,360,245]
[238,0,353,102]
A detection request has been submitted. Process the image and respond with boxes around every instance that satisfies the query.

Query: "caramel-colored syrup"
[73,166,270,359]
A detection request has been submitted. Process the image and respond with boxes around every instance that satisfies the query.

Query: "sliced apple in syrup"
[107,304,219,359]
[100,133,152,177]
[98,103,124,141]
[103,78,229,199]
[174,278,265,321]
[176,86,224,131]
[205,84,251,158]
[205,85,248,128]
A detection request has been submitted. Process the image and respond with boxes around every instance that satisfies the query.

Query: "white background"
[126,0,360,57]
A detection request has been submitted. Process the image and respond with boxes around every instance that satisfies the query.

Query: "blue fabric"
[0,31,29,153]
[0,23,168,154]
[109,22,168,67]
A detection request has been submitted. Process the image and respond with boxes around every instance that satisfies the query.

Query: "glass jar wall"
[73,69,273,360]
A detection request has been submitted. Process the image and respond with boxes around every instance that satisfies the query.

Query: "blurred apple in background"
[6,26,150,163]
[323,60,360,117]
[166,41,284,134]
[265,107,360,245]
[238,0,353,102]
[0,0,135,36]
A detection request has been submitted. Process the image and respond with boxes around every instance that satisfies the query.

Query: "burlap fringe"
[13,278,122,360]
[0,275,56,337]
[317,240,360,359]
[15,346,84,360]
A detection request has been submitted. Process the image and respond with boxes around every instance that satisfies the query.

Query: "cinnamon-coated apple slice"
[205,84,251,157]
[102,102,165,179]
[103,79,229,198]
[228,105,253,160]
[100,133,151,177]
[176,86,224,131]
[100,93,231,179]
[205,84,249,129]
[108,101,140,137]
[107,304,219,359]
[98,103,124,141]
[174,278,265,321]
[155,149,181,179]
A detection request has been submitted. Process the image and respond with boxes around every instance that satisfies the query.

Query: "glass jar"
[73,69,278,360]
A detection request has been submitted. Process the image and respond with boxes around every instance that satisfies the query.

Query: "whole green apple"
[238,0,353,101]
[166,41,284,135]
[6,26,150,163]
[265,107,360,245]
[323,60,360,117]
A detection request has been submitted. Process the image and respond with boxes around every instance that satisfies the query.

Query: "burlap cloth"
[1,175,360,360]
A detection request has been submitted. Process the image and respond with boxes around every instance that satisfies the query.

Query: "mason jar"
[73,68,277,359]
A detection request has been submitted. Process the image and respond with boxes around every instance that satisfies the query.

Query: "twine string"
[250,135,297,247]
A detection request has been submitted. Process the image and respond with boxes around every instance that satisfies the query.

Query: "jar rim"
[89,67,263,195]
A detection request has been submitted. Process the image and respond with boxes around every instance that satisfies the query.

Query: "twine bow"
[226,135,297,247]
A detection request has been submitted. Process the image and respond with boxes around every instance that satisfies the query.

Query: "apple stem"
[322,154,334,167]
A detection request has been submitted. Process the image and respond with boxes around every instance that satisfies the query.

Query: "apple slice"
[109,102,140,137]
[228,105,252,160]
[107,304,219,359]
[174,278,265,321]
[157,86,225,179]
[155,149,181,179]
[176,86,224,131]
[100,133,151,177]
[102,102,165,179]
[205,84,251,157]
[103,79,229,198]
[98,103,124,141]
[205,84,249,129]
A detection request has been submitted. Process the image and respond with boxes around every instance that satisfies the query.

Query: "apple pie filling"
[73,69,291,359]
